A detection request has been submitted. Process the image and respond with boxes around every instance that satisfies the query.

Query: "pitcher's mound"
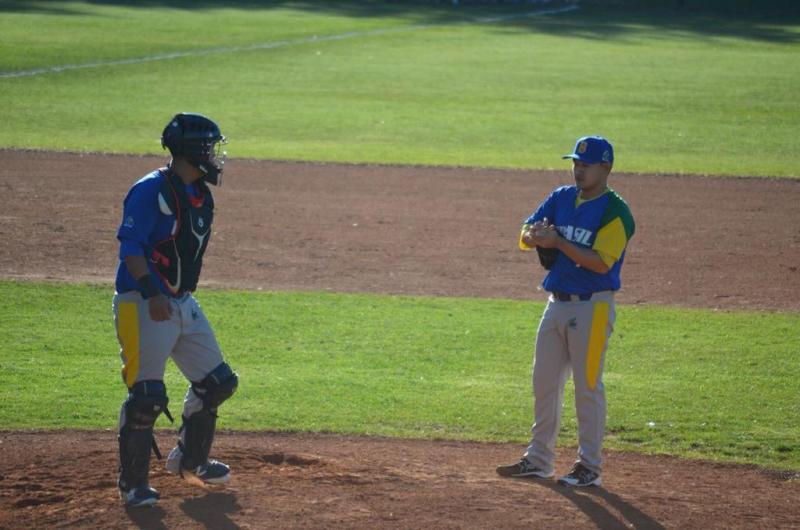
[1,431,797,529]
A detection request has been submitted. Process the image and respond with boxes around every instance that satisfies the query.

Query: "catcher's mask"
[161,113,227,186]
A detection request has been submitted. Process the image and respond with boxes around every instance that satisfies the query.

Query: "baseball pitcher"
[113,113,238,507]
[497,136,635,487]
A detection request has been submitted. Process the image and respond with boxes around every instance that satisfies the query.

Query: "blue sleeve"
[524,189,558,224]
[119,238,145,259]
[117,180,158,259]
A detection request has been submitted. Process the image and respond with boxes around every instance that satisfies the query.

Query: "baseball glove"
[536,246,559,270]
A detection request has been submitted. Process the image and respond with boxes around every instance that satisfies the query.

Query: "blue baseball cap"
[562,136,614,164]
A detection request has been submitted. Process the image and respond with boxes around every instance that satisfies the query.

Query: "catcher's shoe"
[166,445,231,486]
[558,463,602,487]
[118,479,160,508]
[496,458,554,479]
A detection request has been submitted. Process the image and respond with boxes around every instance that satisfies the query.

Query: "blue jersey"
[115,169,205,297]
[524,186,635,295]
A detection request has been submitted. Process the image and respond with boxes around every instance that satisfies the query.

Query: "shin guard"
[118,381,169,489]
[179,363,238,470]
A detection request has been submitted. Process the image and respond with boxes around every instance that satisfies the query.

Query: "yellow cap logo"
[577,141,588,154]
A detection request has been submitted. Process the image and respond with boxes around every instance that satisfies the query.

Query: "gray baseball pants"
[523,291,616,475]
[112,291,224,425]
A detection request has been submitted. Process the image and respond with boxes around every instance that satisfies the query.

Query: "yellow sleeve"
[592,217,628,268]
[596,249,618,268]
[519,223,534,251]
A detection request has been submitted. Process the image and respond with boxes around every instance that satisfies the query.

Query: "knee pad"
[191,362,238,412]
[124,380,170,428]
[119,380,169,489]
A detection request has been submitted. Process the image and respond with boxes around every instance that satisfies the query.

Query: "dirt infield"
[1,431,798,530]
[1,150,799,529]
[1,150,799,310]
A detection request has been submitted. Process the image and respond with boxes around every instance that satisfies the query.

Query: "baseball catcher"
[113,113,238,507]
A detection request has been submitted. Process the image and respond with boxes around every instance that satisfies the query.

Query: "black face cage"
[194,138,225,169]
[191,137,227,186]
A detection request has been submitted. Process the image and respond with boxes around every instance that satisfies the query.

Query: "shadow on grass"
[0,0,798,43]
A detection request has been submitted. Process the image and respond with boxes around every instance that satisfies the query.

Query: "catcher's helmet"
[161,113,227,186]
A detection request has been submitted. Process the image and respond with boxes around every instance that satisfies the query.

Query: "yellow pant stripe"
[586,302,610,390]
[118,302,140,388]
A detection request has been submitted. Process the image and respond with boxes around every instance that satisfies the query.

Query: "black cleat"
[496,458,554,478]
[558,463,602,487]
[166,445,231,486]
[118,479,160,507]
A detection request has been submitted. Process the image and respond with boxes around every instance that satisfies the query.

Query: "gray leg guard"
[179,363,238,470]
[118,380,169,489]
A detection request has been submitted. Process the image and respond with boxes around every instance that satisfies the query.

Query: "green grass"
[1,280,798,471]
[1,2,799,176]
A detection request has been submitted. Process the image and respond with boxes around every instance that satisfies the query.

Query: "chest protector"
[151,169,214,295]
